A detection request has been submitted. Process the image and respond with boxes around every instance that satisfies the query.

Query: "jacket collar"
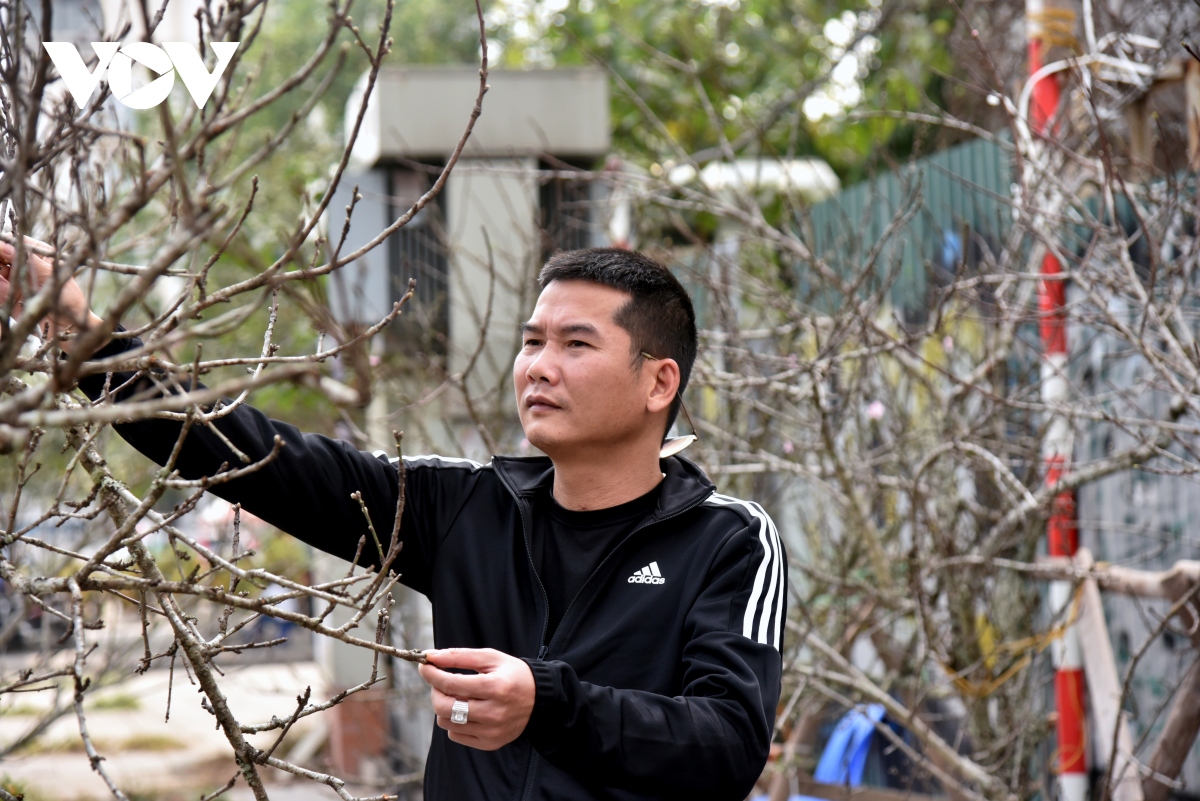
[491,453,715,520]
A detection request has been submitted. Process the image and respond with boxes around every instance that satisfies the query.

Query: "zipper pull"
[537,645,548,660]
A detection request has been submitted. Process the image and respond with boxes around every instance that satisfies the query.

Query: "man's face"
[514,280,660,458]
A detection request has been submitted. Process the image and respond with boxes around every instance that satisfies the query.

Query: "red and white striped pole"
[1028,3,1088,799]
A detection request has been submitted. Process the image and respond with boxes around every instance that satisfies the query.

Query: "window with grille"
[538,160,597,263]
[386,165,449,355]
[31,0,102,45]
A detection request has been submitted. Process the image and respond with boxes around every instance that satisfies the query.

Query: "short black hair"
[538,247,697,439]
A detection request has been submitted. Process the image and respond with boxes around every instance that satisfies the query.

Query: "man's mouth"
[525,395,561,412]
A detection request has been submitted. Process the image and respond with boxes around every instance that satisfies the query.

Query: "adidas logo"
[628,562,665,585]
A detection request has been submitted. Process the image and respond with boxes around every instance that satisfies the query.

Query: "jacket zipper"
[513,496,552,653]
[519,751,540,801]
[510,490,548,801]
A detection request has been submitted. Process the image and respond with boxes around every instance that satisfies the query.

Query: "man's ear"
[646,358,681,414]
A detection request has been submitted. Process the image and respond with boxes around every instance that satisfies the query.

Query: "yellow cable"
[939,583,1084,699]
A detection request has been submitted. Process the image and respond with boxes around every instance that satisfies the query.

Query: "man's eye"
[523,339,542,348]
[567,340,588,348]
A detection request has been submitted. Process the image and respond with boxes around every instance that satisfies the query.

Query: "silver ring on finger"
[450,699,469,725]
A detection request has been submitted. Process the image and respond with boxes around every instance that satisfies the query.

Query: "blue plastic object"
[751,703,886,801]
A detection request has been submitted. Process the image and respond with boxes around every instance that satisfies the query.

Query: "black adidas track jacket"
[78,330,787,801]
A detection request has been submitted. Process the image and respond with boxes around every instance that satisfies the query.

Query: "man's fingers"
[441,725,486,747]
[429,685,459,718]
[419,661,492,699]
[0,237,52,272]
[0,244,19,302]
[0,238,49,306]
[419,648,505,698]
[0,274,23,315]
[424,647,503,671]
[421,651,533,753]
[435,713,501,751]
[430,685,499,724]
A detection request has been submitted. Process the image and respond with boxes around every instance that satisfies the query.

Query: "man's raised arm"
[1,238,439,590]
[77,328,434,576]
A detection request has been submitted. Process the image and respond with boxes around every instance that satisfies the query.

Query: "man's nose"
[524,346,559,384]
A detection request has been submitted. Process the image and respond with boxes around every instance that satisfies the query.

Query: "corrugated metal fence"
[806,137,1200,788]
[805,137,1013,322]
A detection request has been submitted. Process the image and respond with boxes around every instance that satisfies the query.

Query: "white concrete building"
[327,66,611,412]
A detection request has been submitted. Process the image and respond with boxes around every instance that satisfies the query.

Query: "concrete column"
[446,158,539,399]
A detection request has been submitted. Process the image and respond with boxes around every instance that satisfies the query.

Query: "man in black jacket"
[1,243,786,800]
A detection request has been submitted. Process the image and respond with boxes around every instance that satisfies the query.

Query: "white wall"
[325,168,393,326]
[446,158,539,399]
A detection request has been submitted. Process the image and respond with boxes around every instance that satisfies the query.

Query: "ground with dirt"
[0,661,354,801]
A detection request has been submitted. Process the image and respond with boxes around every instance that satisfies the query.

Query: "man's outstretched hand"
[418,648,537,751]
[0,238,106,354]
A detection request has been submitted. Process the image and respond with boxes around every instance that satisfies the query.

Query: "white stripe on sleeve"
[372,451,486,470]
[705,494,783,650]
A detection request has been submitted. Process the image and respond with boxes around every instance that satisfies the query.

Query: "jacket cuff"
[77,324,141,401]
[88,324,133,358]
[521,657,569,749]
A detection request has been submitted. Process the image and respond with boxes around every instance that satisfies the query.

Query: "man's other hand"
[0,237,105,354]
[418,648,536,751]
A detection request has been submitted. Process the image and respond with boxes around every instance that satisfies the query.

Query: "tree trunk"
[769,712,822,801]
[1143,655,1200,801]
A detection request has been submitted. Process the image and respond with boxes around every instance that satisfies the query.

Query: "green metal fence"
[805,137,1014,321]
